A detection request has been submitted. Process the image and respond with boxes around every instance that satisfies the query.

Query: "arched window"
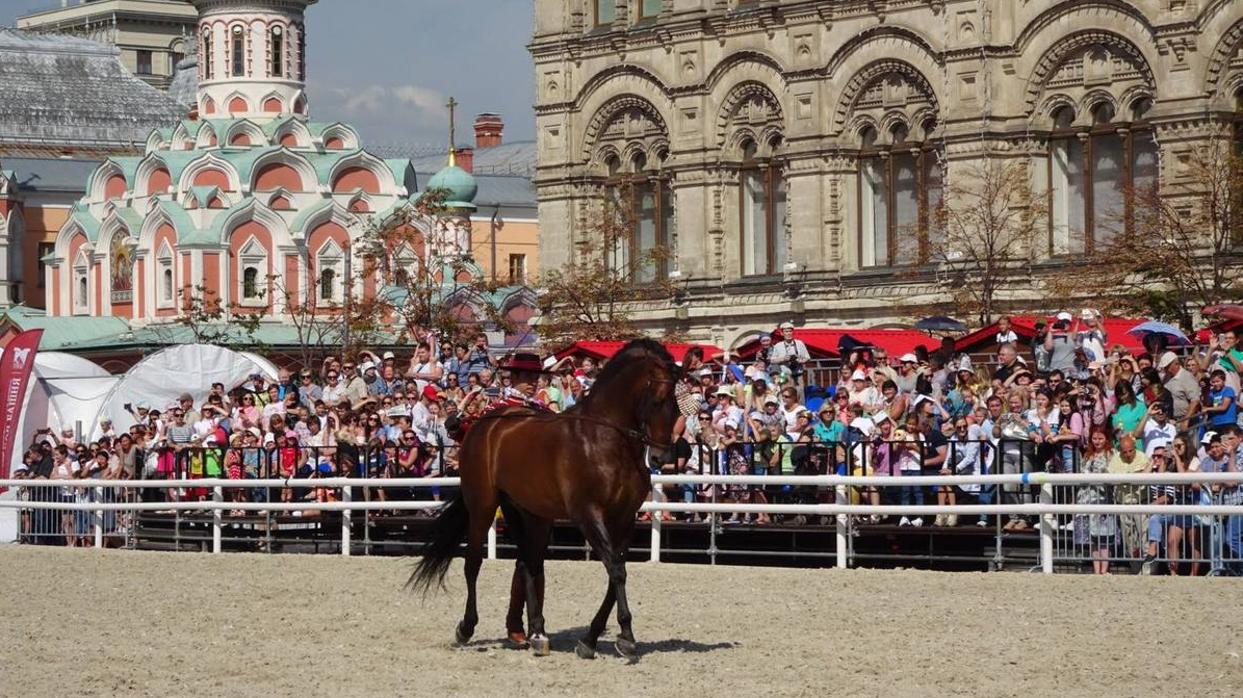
[297,25,306,81]
[270,25,284,77]
[237,237,268,305]
[604,151,673,283]
[319,268,336,302]
[316,241,345,304]
[76,275,88,312]
[201,27,213,80]
[859,125,941,268]
[393,244,418,288]
[242,267,260,299]
[740,138,787,276]
[162,268,173,303]
[157,243,175,308]
[1049,99,1154,255]
[231,25,245,77]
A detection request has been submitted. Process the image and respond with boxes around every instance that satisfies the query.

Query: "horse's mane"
[576,338,677,410]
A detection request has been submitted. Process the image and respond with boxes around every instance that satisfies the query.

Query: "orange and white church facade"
[45,0,503,324]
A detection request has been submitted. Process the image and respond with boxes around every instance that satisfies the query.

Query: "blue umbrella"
[915,316,968,333]
[1126,321,1189,345]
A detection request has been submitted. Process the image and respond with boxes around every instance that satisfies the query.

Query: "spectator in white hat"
[844,368,880,413]
[895,353,920,395]
[769,322,810,393]
[1037,312,1077,374]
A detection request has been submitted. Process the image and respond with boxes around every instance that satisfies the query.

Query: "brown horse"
[409,338,681,658]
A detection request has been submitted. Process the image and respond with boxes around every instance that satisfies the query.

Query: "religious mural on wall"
[111,234,134,303]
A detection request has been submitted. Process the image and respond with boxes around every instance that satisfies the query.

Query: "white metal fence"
[3,472,1243,575]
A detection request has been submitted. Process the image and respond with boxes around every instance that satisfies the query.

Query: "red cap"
[422,385,441,401]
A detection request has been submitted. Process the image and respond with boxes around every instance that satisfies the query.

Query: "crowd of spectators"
[9,315,1243,573]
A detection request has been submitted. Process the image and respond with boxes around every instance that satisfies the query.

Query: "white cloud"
[326,83,447,123]
[393,85,448,121]
[308,81,463,145]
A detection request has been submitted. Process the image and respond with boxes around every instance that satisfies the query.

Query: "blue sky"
[2,0,537,150]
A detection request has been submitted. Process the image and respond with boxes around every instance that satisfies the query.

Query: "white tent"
[89,344,280,440]
[15,352,118,457]
[6,352,118,544]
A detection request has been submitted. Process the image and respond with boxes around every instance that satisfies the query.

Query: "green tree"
[535,183,675,346]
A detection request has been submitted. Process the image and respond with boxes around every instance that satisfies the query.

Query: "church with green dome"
[41,0,535,349]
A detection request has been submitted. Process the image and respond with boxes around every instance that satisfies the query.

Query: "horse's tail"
[407,493,468,595]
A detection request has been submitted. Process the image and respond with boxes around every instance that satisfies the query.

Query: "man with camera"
[1036,311,1078,375]
[769,321,811,394]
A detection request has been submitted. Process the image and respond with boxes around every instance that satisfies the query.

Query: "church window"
[319,268,336,302]
[270,25,284,77]
[237,238,268,306]
[740,138,787,277]
[242,267,260,299]
[73,250,90,314]
[75,275,88,313]
[231,25,246,77]
[161,268,173,304]
[393,245,418,287]
[1049,100,1154,255]
[157,241,175,309]
[316,240,345,304]
[297,25,306,81]
[201,27,212,80]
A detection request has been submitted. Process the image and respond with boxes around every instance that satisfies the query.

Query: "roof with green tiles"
[0,306,131,351]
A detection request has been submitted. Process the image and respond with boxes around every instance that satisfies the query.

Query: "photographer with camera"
[769,321,811,396]
[1036,311,1077,375]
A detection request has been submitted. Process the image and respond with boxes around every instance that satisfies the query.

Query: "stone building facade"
[17,0,198,91]
[530,0,1243,350]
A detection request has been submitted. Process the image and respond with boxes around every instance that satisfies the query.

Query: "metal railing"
[4,471,1242,575]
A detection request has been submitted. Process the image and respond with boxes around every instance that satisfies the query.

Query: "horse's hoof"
[575,640,596,660]
[530,634,551,657]
[454,622,473,645]
[506,631,529,649]
[615,637,638,659]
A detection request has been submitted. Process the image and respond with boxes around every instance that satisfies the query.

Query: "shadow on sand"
[551,626,738,657]
[458,626,736,659]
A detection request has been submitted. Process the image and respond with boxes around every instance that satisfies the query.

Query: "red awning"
[554,341,721,365]
[955,315,1149,354]
[731,328,938,360]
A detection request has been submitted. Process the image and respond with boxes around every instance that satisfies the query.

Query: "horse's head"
[583,338,683,456]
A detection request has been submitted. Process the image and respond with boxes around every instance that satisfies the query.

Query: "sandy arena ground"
[1,547,1240,698]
